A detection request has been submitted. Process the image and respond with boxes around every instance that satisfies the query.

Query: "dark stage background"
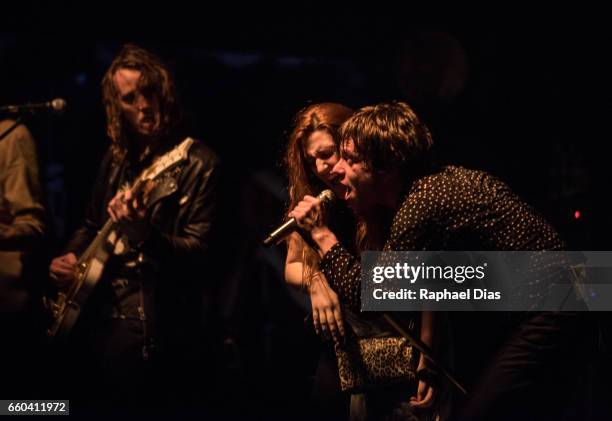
[1,21,611,419]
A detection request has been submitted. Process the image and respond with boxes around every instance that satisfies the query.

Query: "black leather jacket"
[64,137,220,359]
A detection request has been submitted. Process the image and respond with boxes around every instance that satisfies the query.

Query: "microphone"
[0,98,67,115]
[263,189,335,247]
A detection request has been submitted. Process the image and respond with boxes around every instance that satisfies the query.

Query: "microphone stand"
[383,313,467,395]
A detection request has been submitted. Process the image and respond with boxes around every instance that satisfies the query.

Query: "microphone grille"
[50,98,67,114]
[317,189,335,204]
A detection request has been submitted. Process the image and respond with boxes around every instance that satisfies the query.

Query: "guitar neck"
[78,218,115,264]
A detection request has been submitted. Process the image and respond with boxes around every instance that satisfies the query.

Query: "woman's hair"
[285,102,354,209]
[101,44,182,162]
[284,103,353,281]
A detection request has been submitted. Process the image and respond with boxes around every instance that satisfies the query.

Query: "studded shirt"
[319,165,565,311]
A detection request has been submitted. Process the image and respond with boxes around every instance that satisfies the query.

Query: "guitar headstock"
[140,137,194,181]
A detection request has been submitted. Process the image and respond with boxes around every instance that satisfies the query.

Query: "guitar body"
[46,234,113,339]
[44,137,194,340]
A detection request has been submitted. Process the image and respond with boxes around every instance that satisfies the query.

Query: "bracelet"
[302,271,323,292]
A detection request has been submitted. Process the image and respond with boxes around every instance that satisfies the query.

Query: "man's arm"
[141,151,220,260]
[316,182,439,313]
[63,150,116,257]
[51,149,116,287]
[0,123,45,252]
[318,241,362,312]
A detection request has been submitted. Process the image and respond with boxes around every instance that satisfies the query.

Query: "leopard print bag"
[335,313,418,393]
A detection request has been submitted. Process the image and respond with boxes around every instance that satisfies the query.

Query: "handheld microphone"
[0,98,67,115]
[263,189,335,247]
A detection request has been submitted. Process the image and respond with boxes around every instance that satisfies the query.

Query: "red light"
[574,210,581,220]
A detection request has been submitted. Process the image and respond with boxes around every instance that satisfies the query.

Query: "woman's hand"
[309,273,345,343]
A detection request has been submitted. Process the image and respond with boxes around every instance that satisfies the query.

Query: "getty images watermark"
[361,251,612,311]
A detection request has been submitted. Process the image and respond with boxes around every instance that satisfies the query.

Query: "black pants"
[458,312,596,421]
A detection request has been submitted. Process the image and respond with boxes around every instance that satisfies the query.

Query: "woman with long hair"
[284,103,356,419]
[284,103,355,339]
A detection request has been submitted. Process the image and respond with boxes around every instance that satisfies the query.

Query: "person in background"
[0,119,46,395]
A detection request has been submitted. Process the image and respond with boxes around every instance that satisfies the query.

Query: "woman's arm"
[285,232,345,342]
[285,232,306,288]
[308,273,345,342]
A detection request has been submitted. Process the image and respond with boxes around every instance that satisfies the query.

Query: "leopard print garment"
[335,336,417,393]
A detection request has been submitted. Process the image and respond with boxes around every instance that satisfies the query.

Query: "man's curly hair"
[101,44,182,162]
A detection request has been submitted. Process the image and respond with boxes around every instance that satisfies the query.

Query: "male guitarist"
[49,44,220,413]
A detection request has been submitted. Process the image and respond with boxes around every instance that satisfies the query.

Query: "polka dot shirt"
[319,165,565,312]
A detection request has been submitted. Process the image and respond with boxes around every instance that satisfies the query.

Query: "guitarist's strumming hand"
[107,188,150,245]
[49,252,77,288]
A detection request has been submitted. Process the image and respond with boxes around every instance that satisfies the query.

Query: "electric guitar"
[43,137,194,340]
